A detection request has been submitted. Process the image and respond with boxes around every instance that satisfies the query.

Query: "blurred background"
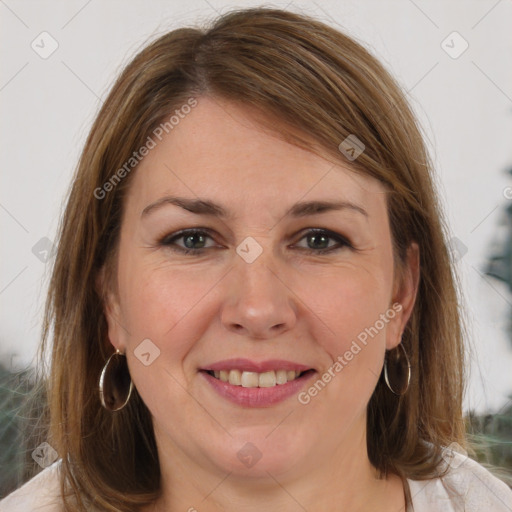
[1,0,511,497]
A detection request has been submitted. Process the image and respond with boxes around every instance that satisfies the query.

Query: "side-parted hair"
[38,7,466,511]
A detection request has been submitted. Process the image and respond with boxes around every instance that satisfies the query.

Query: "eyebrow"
[141,196,368,219]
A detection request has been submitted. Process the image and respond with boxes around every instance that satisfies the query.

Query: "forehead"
[125,96,386,217]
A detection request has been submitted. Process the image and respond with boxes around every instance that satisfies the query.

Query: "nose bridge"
[220,241,297,338]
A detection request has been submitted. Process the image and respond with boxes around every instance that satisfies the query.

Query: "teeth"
[211,369,305,387]
[276,370,288,384]
[241,372,259,387]
[258,371,276,387]
[228,369,242,386]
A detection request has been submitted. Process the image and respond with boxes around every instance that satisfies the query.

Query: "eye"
[158,227,353,256]
[293,228,353,254]
[159,229,218,254]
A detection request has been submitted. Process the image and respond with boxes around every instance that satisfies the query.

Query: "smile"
[199,359,317,407]
[206,369,304,388]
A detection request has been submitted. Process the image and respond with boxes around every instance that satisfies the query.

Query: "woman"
[1,7,511,512]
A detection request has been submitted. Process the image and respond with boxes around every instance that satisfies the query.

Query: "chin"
[205,427,312,479]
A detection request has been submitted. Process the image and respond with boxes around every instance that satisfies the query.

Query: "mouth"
[198,359,317,407]
[202,368,314,388]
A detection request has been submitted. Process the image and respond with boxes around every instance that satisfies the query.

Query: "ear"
[386,242,420,350]
[95,265,127,352]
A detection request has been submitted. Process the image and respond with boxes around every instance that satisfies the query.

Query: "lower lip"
[200,370,316,407]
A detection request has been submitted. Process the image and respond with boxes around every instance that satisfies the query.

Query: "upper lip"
[200,358,314,373]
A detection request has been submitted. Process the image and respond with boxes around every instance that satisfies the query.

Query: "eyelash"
[158,228,353,255]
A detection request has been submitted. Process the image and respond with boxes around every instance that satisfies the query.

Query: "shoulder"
[0,460,63,512]
[408,447,512,511]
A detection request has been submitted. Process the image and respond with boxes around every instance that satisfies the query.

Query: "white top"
[407,449,512,511]
[1,450,511,511]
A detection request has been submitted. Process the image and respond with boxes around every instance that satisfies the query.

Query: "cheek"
[120,262,222,344]
[311,264,395,411]
[296,264,393,411]
[303,265,393,352]
[298,276,390,427]
[120,265,214,422]
[118,262,227,411]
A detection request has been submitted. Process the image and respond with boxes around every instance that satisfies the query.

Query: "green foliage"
[0,362,34,498]
[466,400,512,487]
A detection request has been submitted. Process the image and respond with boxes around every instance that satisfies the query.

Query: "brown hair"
[38,7,466,510]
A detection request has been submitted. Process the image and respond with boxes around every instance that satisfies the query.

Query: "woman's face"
[102,96,418,479]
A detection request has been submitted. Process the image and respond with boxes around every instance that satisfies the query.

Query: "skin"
[99,96,419,511]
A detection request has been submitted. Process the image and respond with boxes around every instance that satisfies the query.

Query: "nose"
[220,250,297,340]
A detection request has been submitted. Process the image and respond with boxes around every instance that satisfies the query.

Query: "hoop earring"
[384,342,411,395]
[99,349,133,411]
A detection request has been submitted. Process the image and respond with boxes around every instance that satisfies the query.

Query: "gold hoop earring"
[384,342,411,395]
[99,349,133,411]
